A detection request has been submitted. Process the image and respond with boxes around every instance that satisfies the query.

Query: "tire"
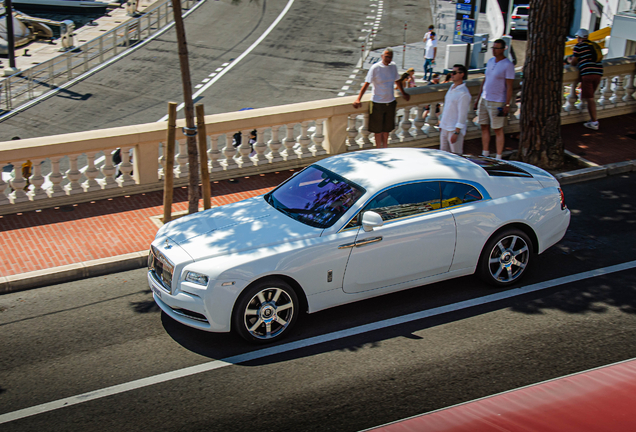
[232,279,299,343]
[478,228,533,287]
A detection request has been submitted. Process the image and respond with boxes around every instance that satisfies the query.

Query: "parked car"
[148,148,570,343]
[510,4,529,35]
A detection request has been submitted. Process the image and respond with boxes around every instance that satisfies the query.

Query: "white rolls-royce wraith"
[148,148,570,343]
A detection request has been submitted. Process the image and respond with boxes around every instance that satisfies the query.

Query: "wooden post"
[163,102,177,223]
[171,0,200,214]
[196,103,211,210]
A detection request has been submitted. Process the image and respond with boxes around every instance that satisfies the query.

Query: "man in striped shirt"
[569,28,604,130]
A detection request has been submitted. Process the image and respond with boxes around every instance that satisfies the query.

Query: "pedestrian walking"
[474,39,515,159]
[569,28,604,130]
[439,64,471,154]
[423,32,437,81]
[353,48,410,148]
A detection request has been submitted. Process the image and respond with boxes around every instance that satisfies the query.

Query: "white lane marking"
[2,260,636,425]
[0,0,208,123]
[157,0,296,122]
[338,92,346,96]
[208,72,217,77]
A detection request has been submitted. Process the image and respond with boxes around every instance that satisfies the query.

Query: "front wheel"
[233,279,299,343]
[478,228,533,287]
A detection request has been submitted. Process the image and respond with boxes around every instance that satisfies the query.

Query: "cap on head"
[575,28,589,38]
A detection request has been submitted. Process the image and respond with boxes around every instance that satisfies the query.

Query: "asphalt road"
[1,172,635,431]
[0,0,431,141]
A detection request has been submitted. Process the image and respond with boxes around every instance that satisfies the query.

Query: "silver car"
[510,5,529,34]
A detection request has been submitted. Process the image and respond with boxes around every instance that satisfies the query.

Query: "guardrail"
[0,0,199,111]
[0,56,635,215]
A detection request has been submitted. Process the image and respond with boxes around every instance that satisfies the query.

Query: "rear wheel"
[478,228,532,287]
[233,279,299,343]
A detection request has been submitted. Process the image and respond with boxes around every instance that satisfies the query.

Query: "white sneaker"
[583,121,599,130]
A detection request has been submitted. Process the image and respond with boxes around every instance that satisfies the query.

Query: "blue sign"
[461,18,475,43]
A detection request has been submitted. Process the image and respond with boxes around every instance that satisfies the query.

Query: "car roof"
[315,148,489,191]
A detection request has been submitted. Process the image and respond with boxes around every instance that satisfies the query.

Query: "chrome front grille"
[149,245,174,292]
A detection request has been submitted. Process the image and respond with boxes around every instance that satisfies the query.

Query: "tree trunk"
[519,0,574,169]
[172,0,200,214]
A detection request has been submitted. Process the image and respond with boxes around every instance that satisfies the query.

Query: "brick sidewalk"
[1,113,635,279]
[0,170,296,278]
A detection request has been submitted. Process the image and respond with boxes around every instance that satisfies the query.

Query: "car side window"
[440,181,483,208]
[345,182,442,228]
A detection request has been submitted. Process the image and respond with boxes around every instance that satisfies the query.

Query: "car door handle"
[338,236,383,249]
[354,236,383,247]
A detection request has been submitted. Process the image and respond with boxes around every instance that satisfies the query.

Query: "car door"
[342,181,457,294]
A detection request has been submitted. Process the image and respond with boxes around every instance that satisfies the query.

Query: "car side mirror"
[362,211,384,232]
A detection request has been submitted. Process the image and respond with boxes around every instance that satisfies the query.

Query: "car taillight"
[512,15,520,19]
[559,188,566,210]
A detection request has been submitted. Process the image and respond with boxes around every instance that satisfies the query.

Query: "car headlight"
[185,271,209,286]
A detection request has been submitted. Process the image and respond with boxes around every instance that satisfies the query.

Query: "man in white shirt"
[424,32,437,81]
[423,24,434,43]
[439,64,471,154]
[353,48,410,148]
[474,39,515,159]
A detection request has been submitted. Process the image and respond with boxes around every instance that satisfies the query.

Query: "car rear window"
[463,156,533,178]
[516,7,529,15]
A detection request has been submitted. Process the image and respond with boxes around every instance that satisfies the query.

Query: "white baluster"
[295,121,313,157]
[424,102,440,137]
[64,154,83,195]
[117,147,135,187]
[27,158,48,200]
[610,75,626,105]
[252,127,268,164]
[9,161,28,203]
[311,119,327,155]
[101,149,118,189]
[388,110,400,145]
[158,143,165,180]
[82,152,101,192]
[208,134,223,172]
[267,125,284,162]
[412,105,426,137]
[508,91,519,123]
[175,139,189,178]
[563,80,578,112]
[283,124,298,160]
[400,106,414,141]
[222,133,239,170]
[597,77,612,107]
[236,130,253,166]
[359,114,373,148]
[623,74,635,104]
[48,156,66,197]
[347,115,359,150]
[0,165,9,204]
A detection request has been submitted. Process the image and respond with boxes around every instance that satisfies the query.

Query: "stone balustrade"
[1,56,635,215]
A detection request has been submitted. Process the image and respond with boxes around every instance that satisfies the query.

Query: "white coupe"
[148,148,570,343]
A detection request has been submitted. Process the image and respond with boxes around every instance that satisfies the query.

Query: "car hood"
[157,196,322,261]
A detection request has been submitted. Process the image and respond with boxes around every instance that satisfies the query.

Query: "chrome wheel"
[234,280,298,343]
[479,229,533,287]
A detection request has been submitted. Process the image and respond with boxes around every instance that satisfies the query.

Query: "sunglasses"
[451,71,462,75]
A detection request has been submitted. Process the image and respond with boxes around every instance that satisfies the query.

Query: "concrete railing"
[1,56,635,215]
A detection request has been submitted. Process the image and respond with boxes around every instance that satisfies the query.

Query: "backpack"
[583,40,603,63]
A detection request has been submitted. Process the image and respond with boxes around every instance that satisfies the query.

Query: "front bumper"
[147,270,238,333]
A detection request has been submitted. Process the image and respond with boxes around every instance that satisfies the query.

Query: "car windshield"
[265,165,366,229]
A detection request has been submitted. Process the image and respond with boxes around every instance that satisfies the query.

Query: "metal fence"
[0,0,199,111]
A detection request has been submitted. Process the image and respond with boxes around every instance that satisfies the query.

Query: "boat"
[9,0,117,12]
[1,6,59,55]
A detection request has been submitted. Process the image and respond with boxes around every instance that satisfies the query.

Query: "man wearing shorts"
[353,48,410,148]
[569,28,604,130]
[474,39,515,160]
